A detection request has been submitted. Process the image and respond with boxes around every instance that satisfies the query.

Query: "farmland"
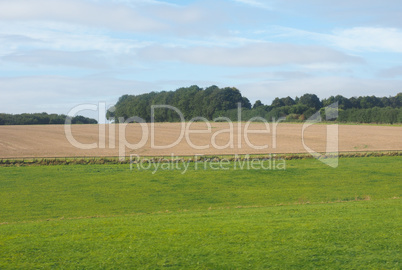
[0,156,401,268]
[0,123,401,158]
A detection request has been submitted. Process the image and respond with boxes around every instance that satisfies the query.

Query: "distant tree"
[299,94,321,110]
[322,95,351,110]
[289,104,309,115]
[110,85,251,122]
[381,97,391,107]
[109,87,402,124]
[242,97,252,109]
[392,92,402,108]
[360,95,381,109]
[271,97,285,108]
[282,96,296,106]
[0,113,97,125]
[253,100,263,109]
[349,97,360,109]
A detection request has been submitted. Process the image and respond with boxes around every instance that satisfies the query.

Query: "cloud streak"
[330,27,402,53]
[378,66,402,78]
[272,0,402,28]
[139,43,363,67]
[0,0,165,32]
[2,50,113,69]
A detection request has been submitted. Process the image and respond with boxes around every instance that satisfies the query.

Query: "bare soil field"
[0,123,401,158]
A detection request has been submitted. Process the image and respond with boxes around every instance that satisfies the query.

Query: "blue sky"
[1,0,402,119]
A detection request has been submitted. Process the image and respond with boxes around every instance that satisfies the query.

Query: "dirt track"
[0,123,401,158]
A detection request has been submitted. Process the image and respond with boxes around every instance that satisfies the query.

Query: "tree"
[0,113,97,125]
[271,97,285,108]
[110,85,251,122]
[253,100,263,109]
[349,97,360,109]
[299,94,321,110]
[360,95,381,109]
[323,95,351,110]
[109,87,402,124]
[242,97,252,109]
[282,96,296,106]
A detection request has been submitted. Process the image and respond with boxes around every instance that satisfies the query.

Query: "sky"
[1,0,402,120]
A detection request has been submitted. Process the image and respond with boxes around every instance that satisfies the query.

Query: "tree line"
[2,87,400,125]
[107,85,251,122]
[0,113,98,125]
[108,85,402,124]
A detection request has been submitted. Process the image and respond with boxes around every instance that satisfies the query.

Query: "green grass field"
[0,156,401,269]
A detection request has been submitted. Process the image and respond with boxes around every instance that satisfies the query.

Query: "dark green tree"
[299,94,321,110]
[253,100,263,109]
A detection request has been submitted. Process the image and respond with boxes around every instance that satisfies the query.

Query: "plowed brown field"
[0,123,401,158]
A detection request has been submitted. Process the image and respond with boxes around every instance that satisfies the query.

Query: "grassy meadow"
[0,156,401,269]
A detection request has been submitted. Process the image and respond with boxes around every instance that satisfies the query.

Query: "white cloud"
[0,0,226,37]
[378,66,402,78]
[149,3,206,24]
[0,34,43,56]
[271,0,402,28]
[0,0,165,32]
[0,22,150,55]
[255,26,402,53]
[0,24,150,72]
[139,43,363,67]
[2,50,114,69]
[330,27,402,53]
[0,34,40,44]
[226,71,312,80]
